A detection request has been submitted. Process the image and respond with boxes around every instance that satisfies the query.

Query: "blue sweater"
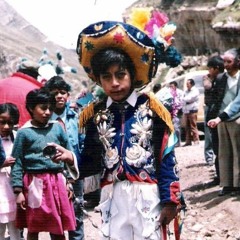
[11,122,71,189]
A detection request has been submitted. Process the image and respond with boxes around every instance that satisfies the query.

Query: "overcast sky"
[6,0,137,48]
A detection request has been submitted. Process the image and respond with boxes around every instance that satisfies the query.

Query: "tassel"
[79,102,94,128]
[148,92,174,132]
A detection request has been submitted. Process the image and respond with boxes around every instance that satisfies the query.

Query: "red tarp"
[0,72,42,127]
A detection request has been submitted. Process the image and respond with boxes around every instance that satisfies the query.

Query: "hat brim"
[76,21,157,87]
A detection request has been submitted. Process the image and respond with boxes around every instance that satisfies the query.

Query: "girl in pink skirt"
[0,103,21,240]
[11,88,79,240]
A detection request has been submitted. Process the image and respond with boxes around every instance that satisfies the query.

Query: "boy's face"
[208,67,219,79]
[31,104,53,127]
[186,80,192,90]
[99,64,132,102]
[51,89,69,111]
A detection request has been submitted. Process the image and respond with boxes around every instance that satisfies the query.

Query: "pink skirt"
[16,172,76,235]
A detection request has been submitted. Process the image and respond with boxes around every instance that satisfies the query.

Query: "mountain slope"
[0,0,88,98]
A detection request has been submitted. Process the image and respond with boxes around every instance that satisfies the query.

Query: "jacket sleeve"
[11,131,25,191]
[221,88,240,120]
[158,149,180,205]
[78,117,102,179]
[152,115,180,205]
[57,123,80,180]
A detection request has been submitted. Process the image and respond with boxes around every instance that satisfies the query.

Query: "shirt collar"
[226,70,240,80]
[21,120,56,129]
[51,109,67,123]
[106,90,138,108]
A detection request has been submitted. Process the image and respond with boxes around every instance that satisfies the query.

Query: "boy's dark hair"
[169,81,178,87]
[91,47,136,85]
[44,76,71,92]
[207,56,224,73]
[26,88,55,117]
[0,103,20,125]
[188,79,195,86]
[153,83,161,93]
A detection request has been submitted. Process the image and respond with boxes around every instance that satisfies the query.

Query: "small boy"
[76,21,182,239]
[44,76,85,240]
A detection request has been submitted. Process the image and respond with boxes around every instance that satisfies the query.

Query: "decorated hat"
[77,9,182,88]
[76,21,158,87]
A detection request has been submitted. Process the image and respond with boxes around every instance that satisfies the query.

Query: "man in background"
[203,56,224,182]
[182,79,200,146]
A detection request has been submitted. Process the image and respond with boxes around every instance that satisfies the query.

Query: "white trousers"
[98,181,161,240]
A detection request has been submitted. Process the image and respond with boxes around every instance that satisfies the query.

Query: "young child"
[44,76,85,240]
[11,88,79,240]
[76,21,182,239]
[0,103,21,240]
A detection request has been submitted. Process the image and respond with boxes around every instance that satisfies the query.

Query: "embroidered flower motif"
[130,116,152,146]
[125,144,150,168]
[104,147,119,169]
[96,120,116,148]
[141,206,150,214]
[94,109,119,168]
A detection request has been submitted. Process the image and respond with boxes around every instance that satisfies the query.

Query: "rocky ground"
[21,140,240,240]
[82,141,240,240]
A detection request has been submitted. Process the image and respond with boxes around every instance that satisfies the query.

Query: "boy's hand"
[66,182,74,200]
[159,203,178,225]
[46,142,74,165]
[16,192,26,210]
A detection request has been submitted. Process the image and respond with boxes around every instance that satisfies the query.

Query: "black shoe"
[213,176,220,185]
[218,187,234,196]
[230,187,240,196]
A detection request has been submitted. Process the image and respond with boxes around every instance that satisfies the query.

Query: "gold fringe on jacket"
[79,102,94,128]
[148,92,174,133]
[79,93,174,133]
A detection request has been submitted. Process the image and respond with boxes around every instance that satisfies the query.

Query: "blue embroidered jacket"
[79,92,180,204]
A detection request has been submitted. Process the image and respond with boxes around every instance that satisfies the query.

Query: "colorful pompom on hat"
[76,21,158,88]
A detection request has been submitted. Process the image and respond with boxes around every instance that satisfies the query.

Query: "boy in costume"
[76,19,182,239]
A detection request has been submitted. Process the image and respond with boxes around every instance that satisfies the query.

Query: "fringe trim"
[79,102,94,128]
[148,92,174,133]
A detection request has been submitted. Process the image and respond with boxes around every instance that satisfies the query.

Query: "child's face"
[208,67,219,79]
[51,89,69,111]
[99,64,132,102]
[31,104,53,127]
[0,112,14,137]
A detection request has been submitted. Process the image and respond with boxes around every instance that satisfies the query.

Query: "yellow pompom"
[127,8,152,32]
